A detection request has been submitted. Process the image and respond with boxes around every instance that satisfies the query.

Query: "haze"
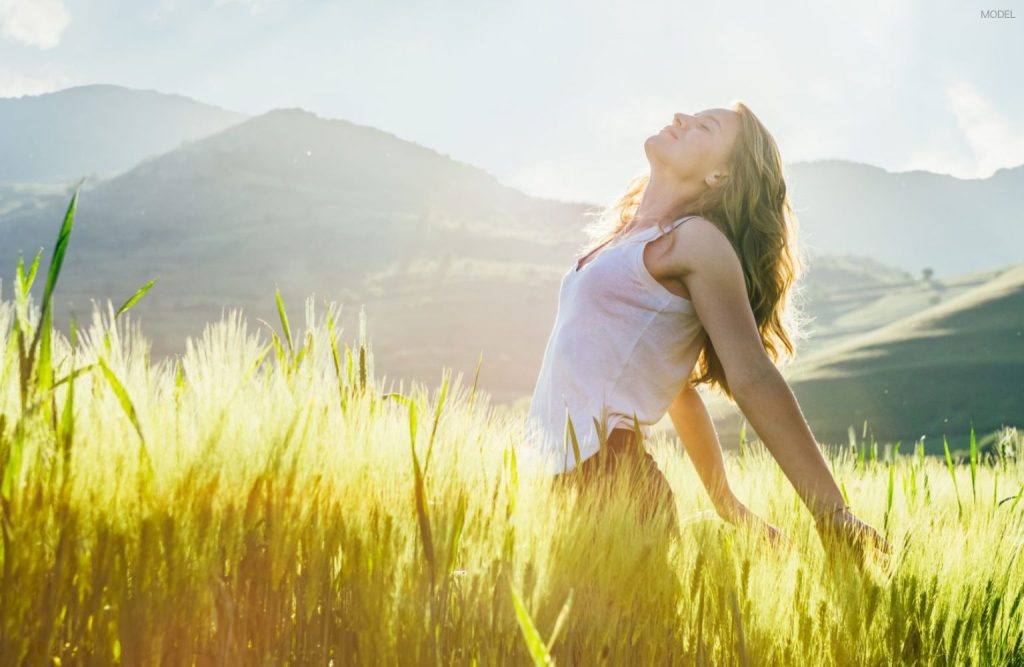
[1,0,1022,203]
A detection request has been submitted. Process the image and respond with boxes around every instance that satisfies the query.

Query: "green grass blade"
[383,390,434,581]
[20,188,79,406]
[592,416,608,452]
[248,343,274,379]
[326,312,344,387]
[358,344,367,391]
[13,254,26,319]
[24,251,41,294]
[36,307,55,396]
[632,411,645,450]
[39,187,79,308]
[293,331,313,369]
[563,409,581,469]
[356,308,370,391]
[445,491,468,575]
[407,402,435,587]
[944,435,963,516]
[274,288,294,355]
[58,358,76,468]
[268,329,286,369]
[174,361,186,390]
[969,425,978,503]
[884,460,895,533]
[510,581,554,666]
[115,279,155,319]
[1008,486,1024,512]
[15,250,42,305]
[53,363,96,389]
[470,350,483,402]
[28,186,79,364]
[545,588,574,654]
[97,356,152,474]
[344,342,355,388]
[499,439,521,553]
[423,369,450,477]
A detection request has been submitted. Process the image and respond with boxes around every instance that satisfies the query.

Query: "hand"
[814,507,892,566]
[716,497,787,548]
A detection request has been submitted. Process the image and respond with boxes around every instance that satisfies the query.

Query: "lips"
[662,125,679,140]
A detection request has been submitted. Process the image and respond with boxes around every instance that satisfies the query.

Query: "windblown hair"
[579,101,809,401]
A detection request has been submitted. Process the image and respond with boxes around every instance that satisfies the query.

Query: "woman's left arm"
[667,219,890,557]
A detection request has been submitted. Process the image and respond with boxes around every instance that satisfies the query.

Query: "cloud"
[904,81,1024,178]
[946,81,1024,177]
[0,0,70,49]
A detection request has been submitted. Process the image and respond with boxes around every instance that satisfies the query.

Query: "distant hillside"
[0,108,589,401]
[709,263,1024,452]
[1,88,1019,418]
[0,85,246,183]
[793,254,1007,355]
[787,160,1024,278]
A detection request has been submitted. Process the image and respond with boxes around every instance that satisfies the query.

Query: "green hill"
[710,263,1024,453]
[0,108,590,402]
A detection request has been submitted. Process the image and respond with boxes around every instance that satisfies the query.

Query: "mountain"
[708,263,1024,452]
[785,160,1024,278]
[1,89,1019,421]
[0,85,246,183]
[0,108,589,401]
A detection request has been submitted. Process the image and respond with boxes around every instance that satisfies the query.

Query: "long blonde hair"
[580,101,808,401]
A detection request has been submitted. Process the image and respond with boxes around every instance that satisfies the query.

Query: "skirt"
[554,427,680,537]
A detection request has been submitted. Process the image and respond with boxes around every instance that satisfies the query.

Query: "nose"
[673,113,693,129]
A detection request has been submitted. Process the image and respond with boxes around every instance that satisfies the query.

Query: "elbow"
[727,354,777,399]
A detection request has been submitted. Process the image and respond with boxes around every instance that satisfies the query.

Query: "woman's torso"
[521,215,707,475]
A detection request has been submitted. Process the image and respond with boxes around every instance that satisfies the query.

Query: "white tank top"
[521,215,707,475]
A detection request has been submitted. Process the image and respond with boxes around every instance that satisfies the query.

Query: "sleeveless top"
[520,215,707,475]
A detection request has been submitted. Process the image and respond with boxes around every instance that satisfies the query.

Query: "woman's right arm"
[666,383,741,517]
[668,383,783,543]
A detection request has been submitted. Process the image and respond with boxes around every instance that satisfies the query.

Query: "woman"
[521,101,890,557]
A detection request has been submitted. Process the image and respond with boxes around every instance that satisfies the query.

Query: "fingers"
[852,521,892,556]
[872,530,894,555]
[832,523,892,566]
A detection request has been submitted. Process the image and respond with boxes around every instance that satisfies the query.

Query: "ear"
[704,171,729,189]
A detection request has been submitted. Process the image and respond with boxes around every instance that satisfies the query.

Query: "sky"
[1,0,1022,203]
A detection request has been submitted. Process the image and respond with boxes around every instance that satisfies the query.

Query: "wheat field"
[1,192,1023,665]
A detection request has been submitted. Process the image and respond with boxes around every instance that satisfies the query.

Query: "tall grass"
[0,192,1022,664]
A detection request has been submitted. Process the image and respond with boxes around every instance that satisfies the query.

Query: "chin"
[643,135,664,160]
[643,134,672,165]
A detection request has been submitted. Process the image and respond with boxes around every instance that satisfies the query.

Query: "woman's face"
[644,108,740,182]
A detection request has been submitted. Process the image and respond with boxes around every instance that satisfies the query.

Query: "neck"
[631,170,703,230]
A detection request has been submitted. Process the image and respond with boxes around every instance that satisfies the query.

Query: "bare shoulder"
[664,215,740,276]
